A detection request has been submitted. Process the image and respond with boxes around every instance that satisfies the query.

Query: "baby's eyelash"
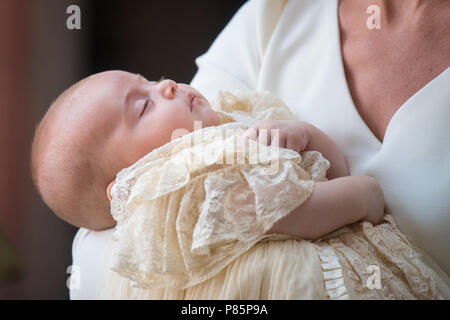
[140,99,151,117]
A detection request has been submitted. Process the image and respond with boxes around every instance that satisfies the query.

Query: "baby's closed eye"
[136,98,153,118]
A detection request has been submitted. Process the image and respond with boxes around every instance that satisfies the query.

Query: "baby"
[31,70,384,235]
[32,71,450,299]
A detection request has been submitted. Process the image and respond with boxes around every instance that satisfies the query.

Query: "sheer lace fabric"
[104,90,450,299]
[109,90,329,289]
[319,215,450,299]
[100,215,450,299]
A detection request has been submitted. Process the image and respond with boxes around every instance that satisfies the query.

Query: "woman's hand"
[243,120,311,154]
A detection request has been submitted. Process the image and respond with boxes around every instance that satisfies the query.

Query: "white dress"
[70,0,450,299]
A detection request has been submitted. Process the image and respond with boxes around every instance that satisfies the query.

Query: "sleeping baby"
[31,70,450,299]
[31,70,382,232]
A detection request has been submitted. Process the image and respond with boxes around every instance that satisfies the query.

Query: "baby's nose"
[159,79,178,99]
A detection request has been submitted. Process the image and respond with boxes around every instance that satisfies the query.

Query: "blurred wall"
[88,0,246,82]
[0,0,34,289]
[0,0,245,299]
[0,0,89,299]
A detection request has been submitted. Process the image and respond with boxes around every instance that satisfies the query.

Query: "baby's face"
[71,70,219,176]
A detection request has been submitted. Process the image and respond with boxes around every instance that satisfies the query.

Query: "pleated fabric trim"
[314,240,349,300]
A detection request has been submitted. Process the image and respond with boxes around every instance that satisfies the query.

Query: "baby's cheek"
[165,120,193,142]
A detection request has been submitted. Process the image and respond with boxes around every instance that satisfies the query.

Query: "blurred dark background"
[0,0,246,299]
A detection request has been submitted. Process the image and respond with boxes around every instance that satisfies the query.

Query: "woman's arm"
[266,175,385,240]
[70,228,115,299]
[190,0,287,99]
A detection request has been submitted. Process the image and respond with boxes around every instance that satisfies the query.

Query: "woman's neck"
[379,0,430,22]
[341,0,445,25]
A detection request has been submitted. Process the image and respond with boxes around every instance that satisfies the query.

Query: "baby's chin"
[208,108,220,126]
[199,111,220,129]
[195,100,220,128]
[85,212,117,231]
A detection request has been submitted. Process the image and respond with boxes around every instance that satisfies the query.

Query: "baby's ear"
[106,180,116,201]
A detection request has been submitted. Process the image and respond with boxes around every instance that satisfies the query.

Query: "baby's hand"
[243,120,311,154]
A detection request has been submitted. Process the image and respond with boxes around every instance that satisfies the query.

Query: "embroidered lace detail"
[320,215,450,299]
[212,90,296,122]
[106,90,450,298]
[315,242,349,300]
[108,90,330,289]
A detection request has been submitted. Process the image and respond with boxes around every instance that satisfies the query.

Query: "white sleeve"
[69,227,115,300]
[190,0,287,101]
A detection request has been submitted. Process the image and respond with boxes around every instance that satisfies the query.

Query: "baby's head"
[31,70,220,230]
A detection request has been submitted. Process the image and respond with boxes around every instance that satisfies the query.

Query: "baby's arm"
[244,120,349,180]
[245,120,384,240]
[303,122,349,180]
[267,175,385,240]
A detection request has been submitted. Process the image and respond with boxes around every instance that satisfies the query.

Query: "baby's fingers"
[257,128,271,146]
[270,129,282,147]
[243,127,258,140]
[243,124,276,146]
[286,138,300,153]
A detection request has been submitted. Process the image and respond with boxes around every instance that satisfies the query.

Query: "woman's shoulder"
[190,0,334,100]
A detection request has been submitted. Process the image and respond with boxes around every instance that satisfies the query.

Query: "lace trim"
[315,240,349,300]
[108,90,332,290]
[109,122,248,239]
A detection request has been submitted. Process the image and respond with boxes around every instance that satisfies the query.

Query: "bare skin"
[266,0,449,240]
[247,120,384,240]
[268,175,384,240]
[339,0,450,143]
[44,1,450,232]
[35,70,220,229]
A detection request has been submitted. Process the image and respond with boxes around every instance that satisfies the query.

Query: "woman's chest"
[257,0,450,273]
[339,9,450,143]
[258,0,450,147]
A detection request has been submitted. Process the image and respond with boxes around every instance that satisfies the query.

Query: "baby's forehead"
[62,71,134,110]
[46,74,124,135]
[90,71,153,101]
[36,71,143,165]
[52,70,152,128]
[84,71,138,94]
[93,70,149,86]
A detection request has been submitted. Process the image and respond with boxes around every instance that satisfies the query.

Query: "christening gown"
[98,90,450,300]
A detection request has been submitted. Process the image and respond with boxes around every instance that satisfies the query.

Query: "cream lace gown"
[98,91,450,300]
